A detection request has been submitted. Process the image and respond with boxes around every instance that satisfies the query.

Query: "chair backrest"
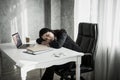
[76,23,98,54]
[76,23,98,68]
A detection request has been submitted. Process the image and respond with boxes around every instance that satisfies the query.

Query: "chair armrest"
[81,53,94,67]
[84,53,92,56]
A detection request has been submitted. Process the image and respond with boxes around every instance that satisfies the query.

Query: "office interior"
[0,0,120,80]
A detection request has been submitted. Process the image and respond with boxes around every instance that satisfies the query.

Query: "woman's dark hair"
[39,28,53,38]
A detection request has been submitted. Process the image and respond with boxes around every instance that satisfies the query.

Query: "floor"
[1,68,60,80]
[1,67,93,80]
[27,69,60,80]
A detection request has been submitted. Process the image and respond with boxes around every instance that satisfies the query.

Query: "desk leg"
[76,56,81,80]
[21,68,27,80]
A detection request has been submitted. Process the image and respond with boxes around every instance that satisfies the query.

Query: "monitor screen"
[12,33,22,48]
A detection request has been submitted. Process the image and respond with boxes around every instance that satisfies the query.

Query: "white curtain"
[74,0,98,41]
[74,0,120,80]
[95,0,120,80]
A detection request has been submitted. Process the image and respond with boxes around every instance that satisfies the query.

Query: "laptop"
[12,32,34,49]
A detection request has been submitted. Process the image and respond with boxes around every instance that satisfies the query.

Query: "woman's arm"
[49,29,67,48]
[36,38,50,46]
[36,38,43,44]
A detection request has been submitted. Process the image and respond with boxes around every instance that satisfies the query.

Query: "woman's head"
[39,28,55,42]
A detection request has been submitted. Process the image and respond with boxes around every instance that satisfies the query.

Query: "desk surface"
[0,43,84,80]
[0,43,84,68]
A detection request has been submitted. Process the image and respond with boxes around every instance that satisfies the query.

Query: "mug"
[26,37,30,43]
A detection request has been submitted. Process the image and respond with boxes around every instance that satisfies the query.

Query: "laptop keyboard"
[19,44,31,49]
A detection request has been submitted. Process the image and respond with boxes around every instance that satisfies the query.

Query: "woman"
[36,28,82,80]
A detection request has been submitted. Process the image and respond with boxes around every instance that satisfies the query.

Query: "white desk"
[0,43,84,80]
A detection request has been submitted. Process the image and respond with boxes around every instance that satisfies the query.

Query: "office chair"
[55,23,98,80]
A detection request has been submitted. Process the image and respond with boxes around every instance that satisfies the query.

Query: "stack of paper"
[26,44,53,55]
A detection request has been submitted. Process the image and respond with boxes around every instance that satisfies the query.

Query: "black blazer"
[36,29,82,52]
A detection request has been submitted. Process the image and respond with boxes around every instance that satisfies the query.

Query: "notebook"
[12,32,34,49]
[26,44,53,55]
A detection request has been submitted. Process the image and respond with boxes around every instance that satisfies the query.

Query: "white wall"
[0,0,45,43]
[51,0,61,29]
[0,0,75,43]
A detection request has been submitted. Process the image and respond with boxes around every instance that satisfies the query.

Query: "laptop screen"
[12,33,22,48]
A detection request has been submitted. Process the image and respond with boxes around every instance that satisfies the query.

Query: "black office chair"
[55,23,98,80]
